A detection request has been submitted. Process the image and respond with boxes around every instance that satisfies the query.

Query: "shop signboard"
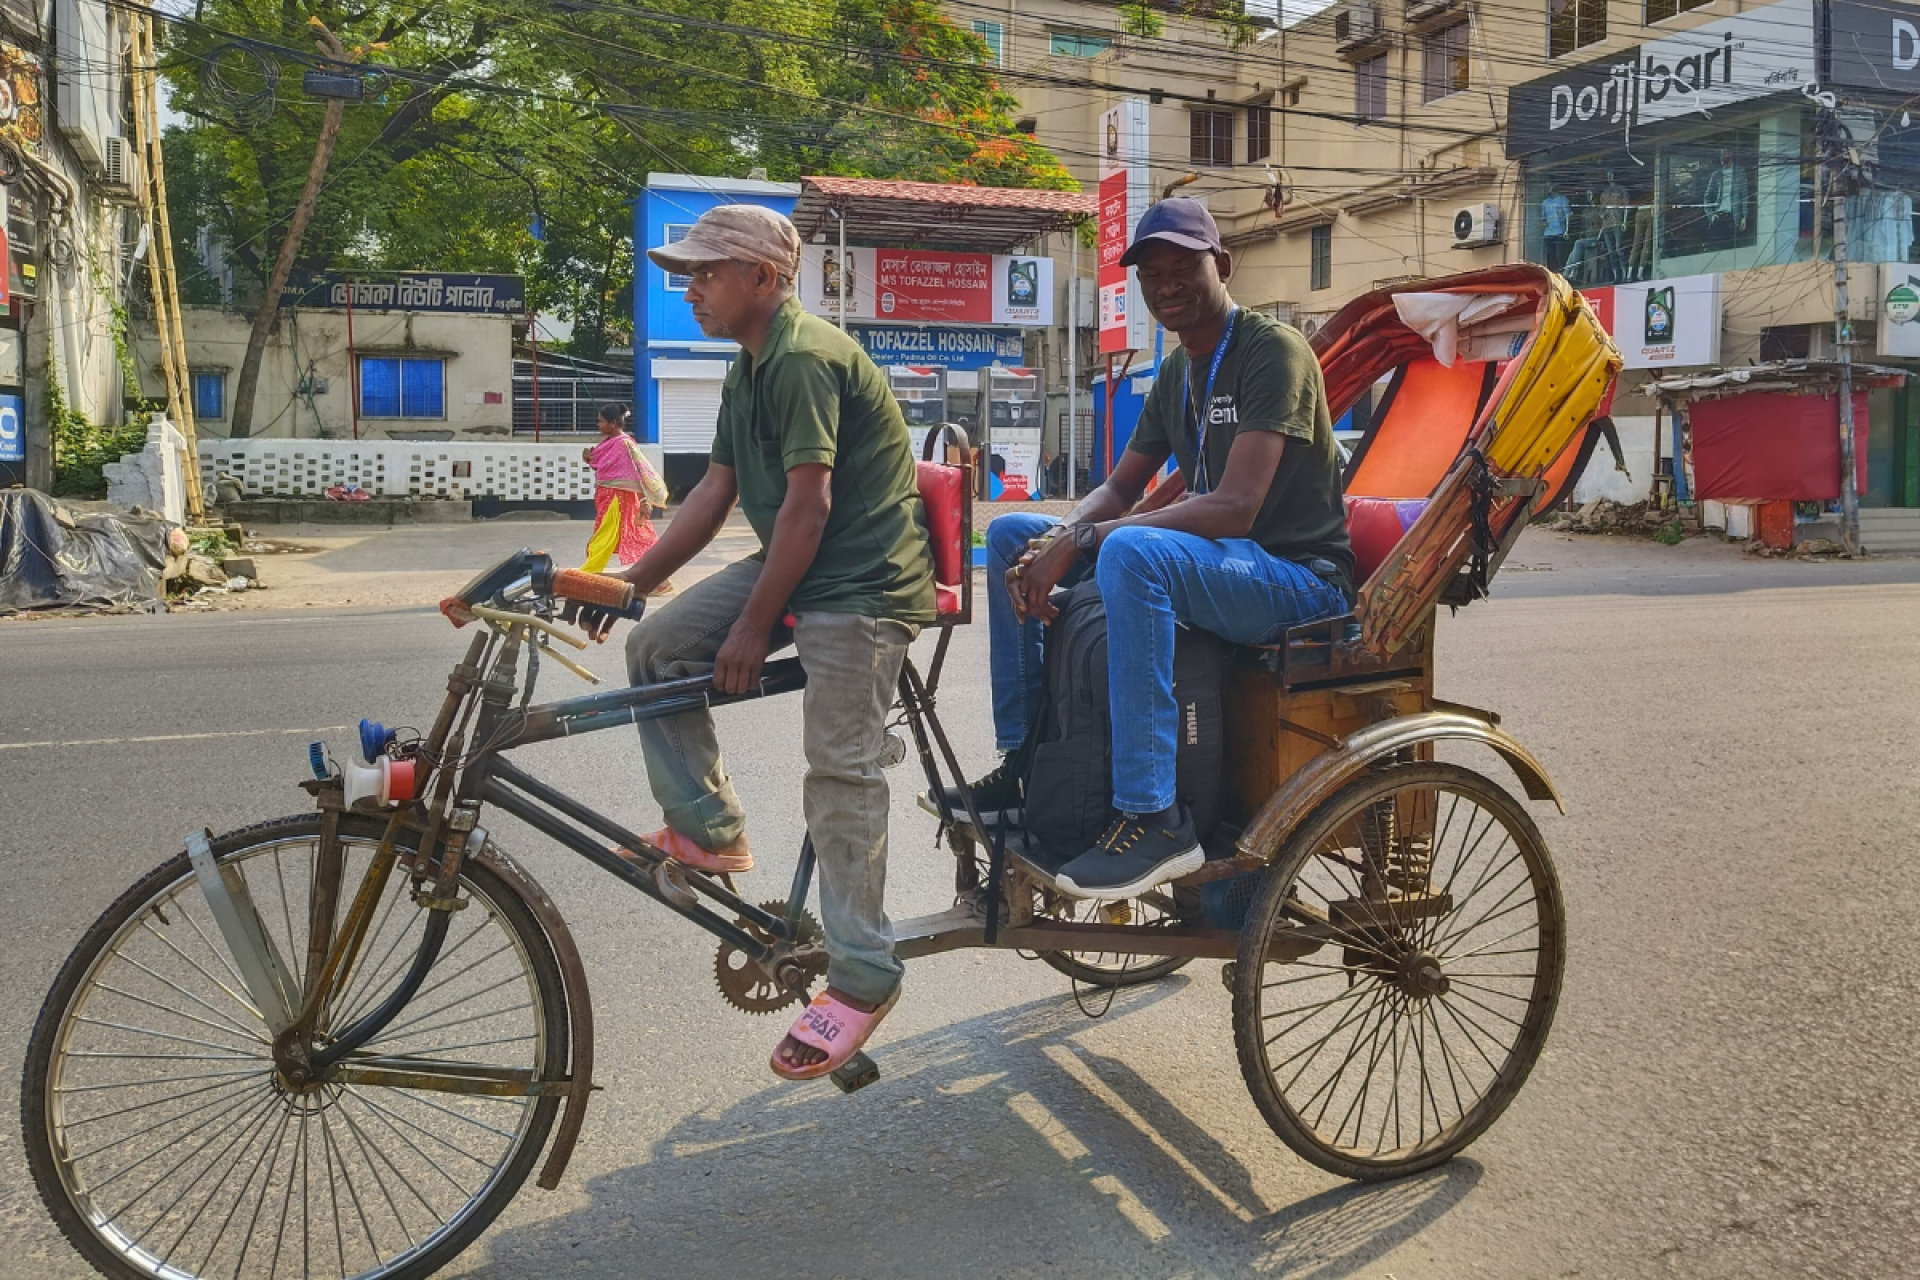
[282,271,526,315]
[1098,98,1152,354]
[1505,0,1814,157]
[1635,0,1813,128]
[1879,266,1920,356]
[1586,273,1723,368]
[0,392,23,464]
[853,326,1023,369]
[801,248,1052,326]
[1830,0,1920,92]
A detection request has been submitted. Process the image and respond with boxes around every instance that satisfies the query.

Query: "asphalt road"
[3,530,1918,1279]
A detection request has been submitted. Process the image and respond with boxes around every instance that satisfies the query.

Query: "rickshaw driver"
[588,205,938,1081]
[941,197,1355,899]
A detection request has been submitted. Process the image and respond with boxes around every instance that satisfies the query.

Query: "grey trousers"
[624,557,914,1004]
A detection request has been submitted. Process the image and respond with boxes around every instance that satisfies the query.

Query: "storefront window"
[1660,130,1760,260]
[1856,116,1920,264]
[1524,111,1816,282]
[1523,160,1655,286]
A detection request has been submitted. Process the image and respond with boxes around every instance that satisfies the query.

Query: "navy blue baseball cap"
[1119,197,1223,267]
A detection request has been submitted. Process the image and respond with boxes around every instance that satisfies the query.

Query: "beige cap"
[646,204,802,280]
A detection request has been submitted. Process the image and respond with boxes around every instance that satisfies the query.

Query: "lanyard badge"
[1182,307,1237,495]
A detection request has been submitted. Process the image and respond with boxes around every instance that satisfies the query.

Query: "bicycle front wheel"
[22,813,566,1280]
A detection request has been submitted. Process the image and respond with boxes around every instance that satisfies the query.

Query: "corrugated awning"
[791,176,1094,253]
[1642,360,1908,402]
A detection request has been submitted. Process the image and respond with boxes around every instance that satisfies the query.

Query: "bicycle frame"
[190,605,1300,1192]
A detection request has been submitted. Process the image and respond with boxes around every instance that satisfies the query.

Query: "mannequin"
[1704,148,1748,245]
[1541,181,1572,272]
[1599,171,1629,282]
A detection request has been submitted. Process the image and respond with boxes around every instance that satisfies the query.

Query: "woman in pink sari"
[582,403,671,589]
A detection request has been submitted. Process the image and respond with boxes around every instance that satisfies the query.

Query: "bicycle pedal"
[830,1051,879,1094]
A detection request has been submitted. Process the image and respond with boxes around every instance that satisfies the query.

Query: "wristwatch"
[1072,522,1101,561]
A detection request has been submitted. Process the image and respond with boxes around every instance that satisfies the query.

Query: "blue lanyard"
[1182,307,1237,495]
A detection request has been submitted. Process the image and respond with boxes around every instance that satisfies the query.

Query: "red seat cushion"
[917,460,966,617]
[1344,495,1428,584]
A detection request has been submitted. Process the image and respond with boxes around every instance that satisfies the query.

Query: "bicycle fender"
[1234,710,1562,863]
[469,841,595,1191]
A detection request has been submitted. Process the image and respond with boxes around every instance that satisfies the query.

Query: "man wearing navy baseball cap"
[933,196,1353,899]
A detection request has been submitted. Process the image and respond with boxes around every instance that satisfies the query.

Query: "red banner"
[875,250,991,324]
[1097,171,1130,354]
[1690,391,1869,501]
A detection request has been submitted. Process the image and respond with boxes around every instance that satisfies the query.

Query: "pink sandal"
[770,986,901,1081]
[614,825,752,874]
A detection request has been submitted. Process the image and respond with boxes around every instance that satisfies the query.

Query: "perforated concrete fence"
[197,440,596,501]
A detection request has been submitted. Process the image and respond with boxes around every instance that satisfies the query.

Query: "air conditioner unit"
[98,135,139,204]
[1405,0,1459,25]
[1333,3,1382,54]
[1451,203,1502,248]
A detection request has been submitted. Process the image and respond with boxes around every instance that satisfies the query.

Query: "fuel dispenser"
[888,365,947,460]
[984,366,1044,501]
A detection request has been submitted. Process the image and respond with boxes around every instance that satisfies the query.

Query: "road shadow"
[473,982,1481,1278]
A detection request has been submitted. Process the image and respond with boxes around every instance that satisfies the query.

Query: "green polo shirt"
[710,296,936,624]
[1128,308,1354,594]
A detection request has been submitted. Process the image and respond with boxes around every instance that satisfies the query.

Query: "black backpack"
[1020,577,1226,857]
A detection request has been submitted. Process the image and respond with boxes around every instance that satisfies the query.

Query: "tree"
[161,0,1075,385]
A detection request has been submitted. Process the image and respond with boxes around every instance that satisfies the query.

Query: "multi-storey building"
[1,0,144,492]
[972,0,1920,513]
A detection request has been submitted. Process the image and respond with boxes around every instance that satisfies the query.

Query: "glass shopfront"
[1524,105,1920,284]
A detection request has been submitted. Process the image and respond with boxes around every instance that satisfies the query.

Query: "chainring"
[715,900,826,1014]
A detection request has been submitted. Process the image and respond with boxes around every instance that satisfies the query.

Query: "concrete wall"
[144,305,515,442]
[1574,413,1658,504]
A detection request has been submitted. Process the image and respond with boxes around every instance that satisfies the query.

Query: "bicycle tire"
[22,813,567,1280]
[1232,763,1565,1181]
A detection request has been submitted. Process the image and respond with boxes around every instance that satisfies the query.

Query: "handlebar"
[545,567,638,614]
[439,549,646,628]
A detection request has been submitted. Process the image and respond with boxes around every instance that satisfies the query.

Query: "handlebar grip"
[550,568,637,613]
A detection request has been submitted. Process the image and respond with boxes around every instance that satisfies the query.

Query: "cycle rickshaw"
[23,265,1621,1279]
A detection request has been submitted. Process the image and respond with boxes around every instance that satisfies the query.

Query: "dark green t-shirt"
[1127,309,1354,594]
[711,297,936,624]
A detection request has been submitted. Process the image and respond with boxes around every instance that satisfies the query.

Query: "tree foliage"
[161,0,1075,360]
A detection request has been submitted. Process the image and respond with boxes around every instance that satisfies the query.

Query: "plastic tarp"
[1689,392,1869,502]
[1389,292,1524,367]
[0,490,170,614]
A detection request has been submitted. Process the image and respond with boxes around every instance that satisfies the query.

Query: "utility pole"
[1815,88,1866,555]
[130,6,205,520]
[229,19,356,441]
[1834,191,1860,555]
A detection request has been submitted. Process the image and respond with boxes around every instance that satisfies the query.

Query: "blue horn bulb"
[359,719,397,764]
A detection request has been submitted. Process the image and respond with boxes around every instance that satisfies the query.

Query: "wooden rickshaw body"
[1183,265,1622,865]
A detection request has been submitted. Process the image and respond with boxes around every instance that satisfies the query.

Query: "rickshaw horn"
[342,755,417,809]
[359,718,397,763]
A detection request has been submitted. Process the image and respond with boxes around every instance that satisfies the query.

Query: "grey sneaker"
[1053,806,1202,900]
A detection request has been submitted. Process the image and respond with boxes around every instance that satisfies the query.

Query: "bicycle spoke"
[36,825,566,1278]
[90,981,269,1047]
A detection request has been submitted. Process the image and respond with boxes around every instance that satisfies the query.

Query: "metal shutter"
[658,379,725,453]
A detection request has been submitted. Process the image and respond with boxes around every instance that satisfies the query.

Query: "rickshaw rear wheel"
[1232,762,1564,1181]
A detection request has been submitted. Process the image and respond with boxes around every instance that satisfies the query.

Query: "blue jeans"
[986,514,1348,814]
